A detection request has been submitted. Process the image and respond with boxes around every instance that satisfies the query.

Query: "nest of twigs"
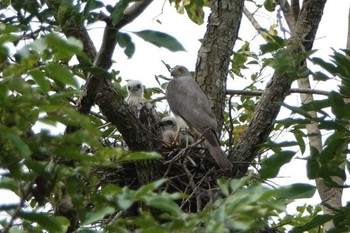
[92,143,227,214]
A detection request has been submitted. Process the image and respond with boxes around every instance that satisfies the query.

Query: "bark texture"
[195,0,245,130]
[231,0,327,178]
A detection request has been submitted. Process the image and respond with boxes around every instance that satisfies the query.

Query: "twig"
[180,164,200,211]
[149,88,335,104]
[243,6,268,39]
[3,181,34,233]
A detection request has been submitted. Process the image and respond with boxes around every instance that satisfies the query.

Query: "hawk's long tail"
[203,130,233,171]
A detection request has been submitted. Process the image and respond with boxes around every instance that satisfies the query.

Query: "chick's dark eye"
[136,84,141,89]
[127,86,131,90]
[167,120,174,125]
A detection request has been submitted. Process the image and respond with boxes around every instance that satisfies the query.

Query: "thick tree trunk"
[195,0,245,131]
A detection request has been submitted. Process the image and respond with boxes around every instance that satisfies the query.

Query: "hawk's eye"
[136,84,141,89]
[179,67,184,73]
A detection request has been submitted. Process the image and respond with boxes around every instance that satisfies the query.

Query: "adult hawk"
[166,65,232,171]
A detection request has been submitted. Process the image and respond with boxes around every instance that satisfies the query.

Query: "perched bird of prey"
[166,65,232,171]
[160,116,194,147]
[125,80,147,117]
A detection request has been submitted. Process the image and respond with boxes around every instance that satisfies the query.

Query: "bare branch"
[277,0,295,33]
[243,6,268,38]
[3,181,35,233]
[115,0,154,30]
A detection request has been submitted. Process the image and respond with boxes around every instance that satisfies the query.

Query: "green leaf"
[45,34,84,61]
[121,151,161,161]
[313,71,330,81]
[29,70,51,92]
[276,183,316,200]
[45,63,79,88]
[332,50,350,77]
[264,0,277,12]
[135,179,167,198]
[307,146,321,179]
[116,32,135,58]
[143,196,180,216]
[18,212,68,232]
[0,127,32,156]
[217,179,229,196]
[184,1,205,25]
[282,103,312,119]
[275,117,310,127]
[320,132,347,164]
[82,206,115,225]
[83,66,112,79]
[83,0,104,17]
[260,151,295,179]
[290,215,334,233]
[312,57,337,74]
[301,99,330,112]
[260,36,285,54]
[228,176,251,193]
[292,129,306,154]
[117,189,135,210]
[320,164,346,183]
[132,30,186,52]
[318,120,348,131]
[0,177,17,193]
[110,0,130,26]
[329,91,350,119]
[231,42,250,76]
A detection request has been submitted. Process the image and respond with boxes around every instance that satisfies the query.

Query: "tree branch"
[226,88,333,97]
[277,0,295,33]
[291,0,300,23]
[95,84,158,151]
[150,88,334,104]
[115,0,154,30]
[230,0,328,178]
[243,6,268,38]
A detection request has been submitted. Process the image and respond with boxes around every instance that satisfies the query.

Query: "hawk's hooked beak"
[170,68,176,77]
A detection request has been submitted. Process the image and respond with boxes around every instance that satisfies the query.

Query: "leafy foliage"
[169,0,209,25]
[0,1,350,233]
